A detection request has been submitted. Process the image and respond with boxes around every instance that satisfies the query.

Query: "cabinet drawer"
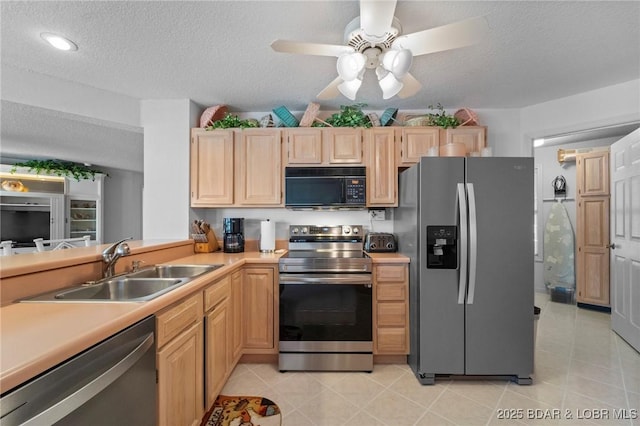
[376,328,408,354]
[204,275,231,312]
[375,265,406,282]
[156,292,203,348]
[376,283,406,301]
[377,302,407,327]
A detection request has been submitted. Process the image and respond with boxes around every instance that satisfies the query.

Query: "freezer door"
[465,157,534,377]
[417,157,466,376]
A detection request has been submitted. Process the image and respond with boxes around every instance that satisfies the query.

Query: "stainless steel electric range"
[278,225,373,372]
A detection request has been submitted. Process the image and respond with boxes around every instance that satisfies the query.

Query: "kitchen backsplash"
[193,208,394,242]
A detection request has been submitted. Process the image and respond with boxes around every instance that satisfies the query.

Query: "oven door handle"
[280,275,372,285]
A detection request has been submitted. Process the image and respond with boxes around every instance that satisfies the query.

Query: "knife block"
[194,229,220,253]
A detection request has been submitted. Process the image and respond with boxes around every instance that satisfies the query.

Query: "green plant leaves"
[10,160,104,181]
[425,103,460,129]
[316,104,372,128]
[206,113,259,129]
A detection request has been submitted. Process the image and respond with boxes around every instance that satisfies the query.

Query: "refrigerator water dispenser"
[426,226,457,269]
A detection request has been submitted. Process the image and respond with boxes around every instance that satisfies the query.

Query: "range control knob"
[343,226,351,234]
[301,227,308,234]
[291,227,299,234]
[352,227,360,234]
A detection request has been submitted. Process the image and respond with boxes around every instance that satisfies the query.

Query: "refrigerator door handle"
[467,183,478,304]
[457,183,468,304]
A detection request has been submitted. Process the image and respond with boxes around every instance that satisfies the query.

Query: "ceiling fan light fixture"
[378,72,404,99]
[40,32,78,51]
[337,52,366,81]
[338,78,363,100]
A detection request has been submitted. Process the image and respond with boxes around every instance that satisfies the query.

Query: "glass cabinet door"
[68,198,99,241]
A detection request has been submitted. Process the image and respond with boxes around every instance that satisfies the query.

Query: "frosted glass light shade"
[379,73,404,99]
[337,53,366,81]
[338,78,363,100]
[381,49,412,77]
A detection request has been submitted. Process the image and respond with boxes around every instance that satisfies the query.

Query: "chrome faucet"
[102,238,132,278]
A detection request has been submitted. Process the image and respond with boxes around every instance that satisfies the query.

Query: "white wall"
[141,99,198,239]
[521,79,640,155]
[2,64,140,127]
[101,167,144,243]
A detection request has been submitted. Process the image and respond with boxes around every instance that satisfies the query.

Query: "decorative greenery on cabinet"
[10,160,105,181]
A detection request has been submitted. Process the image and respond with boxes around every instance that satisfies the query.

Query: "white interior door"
[610,128,640,352]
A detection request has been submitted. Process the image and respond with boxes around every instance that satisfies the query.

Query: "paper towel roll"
[260,219,275,252]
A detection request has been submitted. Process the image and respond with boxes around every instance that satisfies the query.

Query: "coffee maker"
[223,218,245,253]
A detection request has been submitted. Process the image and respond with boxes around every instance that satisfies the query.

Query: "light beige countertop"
[0,249,283,392]
[0,247,408,393]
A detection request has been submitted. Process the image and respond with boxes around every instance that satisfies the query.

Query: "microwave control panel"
[345,178,366,203]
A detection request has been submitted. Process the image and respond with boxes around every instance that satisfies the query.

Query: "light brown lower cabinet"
[373,263,409,354]
[242,266,276,352]
[230,270,243,361]
[156,293,204,426]
[204,275,232,408]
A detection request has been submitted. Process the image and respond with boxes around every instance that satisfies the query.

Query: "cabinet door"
[397,127,440,166]
[205,300,229,408]
[236,129,282,205]
[442,126,486,156]
[577,196,610,306]
[190,129,234,206]
[324,128,364,164]
[373,264,409,354]
[231,270,243,362]
[285,129,323,164]
[157,322,204,426]
[366,128,397,206]
[577,151,610,196]
[242,267,275,350]
[68,197,101,243]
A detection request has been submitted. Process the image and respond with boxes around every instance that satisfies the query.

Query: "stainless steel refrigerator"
[395,157,534,385]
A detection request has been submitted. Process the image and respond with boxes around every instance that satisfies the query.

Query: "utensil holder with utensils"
[192,220,220,253]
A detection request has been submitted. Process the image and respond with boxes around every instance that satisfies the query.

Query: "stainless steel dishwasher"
[0,316,156,426]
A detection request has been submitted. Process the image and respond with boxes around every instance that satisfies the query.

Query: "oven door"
[279,273,372,352]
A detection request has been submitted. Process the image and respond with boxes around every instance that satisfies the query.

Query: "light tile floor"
[221,293,640,425]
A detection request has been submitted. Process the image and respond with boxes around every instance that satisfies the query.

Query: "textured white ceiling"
[2,1,639,112]
[1,1,639,170]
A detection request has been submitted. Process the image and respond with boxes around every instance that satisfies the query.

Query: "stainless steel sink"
[54,278,185,301]
[21,264,224,303]
[127,264,222,279]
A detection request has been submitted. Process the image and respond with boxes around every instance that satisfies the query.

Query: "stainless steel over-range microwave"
[284,166,366,209]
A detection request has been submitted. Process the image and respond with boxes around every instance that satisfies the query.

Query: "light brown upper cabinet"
[284,128,364,166]
[191,128,283,207]
[442,126,487,156]
[366,128,396,207]
[235,129,283,206]
[577,150,610,196]
[190,129,234,206]
[576,150,610,307]
[396,127,440,166]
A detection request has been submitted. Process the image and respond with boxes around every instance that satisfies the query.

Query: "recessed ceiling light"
[40,32,78,51]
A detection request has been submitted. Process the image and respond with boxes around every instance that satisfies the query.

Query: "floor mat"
[200,395,281,426]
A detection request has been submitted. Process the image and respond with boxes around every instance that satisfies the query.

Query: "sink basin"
[20,264,224,303]
[127,264,223,279]
[54,278,185,301]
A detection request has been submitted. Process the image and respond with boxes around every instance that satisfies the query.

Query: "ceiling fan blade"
[397,73,422,98]
[317,76,343,100]
[360,0,397,39]
[391,16,489,56]
[271,40,354,57]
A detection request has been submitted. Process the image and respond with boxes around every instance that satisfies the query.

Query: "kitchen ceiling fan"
[271,0,489,100]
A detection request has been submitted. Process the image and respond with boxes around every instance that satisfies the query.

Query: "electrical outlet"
[369,209,386,221]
